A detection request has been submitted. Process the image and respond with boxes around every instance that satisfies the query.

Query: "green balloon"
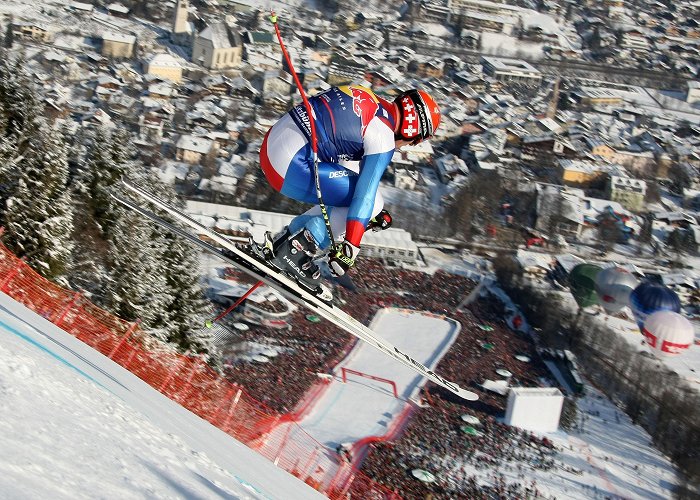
[569,263,603,309]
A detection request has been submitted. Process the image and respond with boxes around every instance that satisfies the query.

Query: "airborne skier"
[252,85,441,296]
[114,179,478,400]
[112,12,476,402]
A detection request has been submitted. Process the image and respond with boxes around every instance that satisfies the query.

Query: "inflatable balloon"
[594,267,639,314]
[568,264,602,309]
[629,281,681,330]
[642,310,694,356]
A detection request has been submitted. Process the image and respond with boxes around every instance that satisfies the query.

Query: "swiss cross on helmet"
[394,89,441,144]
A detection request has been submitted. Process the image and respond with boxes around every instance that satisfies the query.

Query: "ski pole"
[269,11,338,253]
[205,280,263,327]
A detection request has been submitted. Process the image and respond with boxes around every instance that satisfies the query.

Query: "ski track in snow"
[0,295,323,500]
[0,330,238,499]
[266,309,459,447]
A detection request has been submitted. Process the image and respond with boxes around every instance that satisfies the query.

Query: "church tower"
[171,0,192,45]
[546,77,560,119]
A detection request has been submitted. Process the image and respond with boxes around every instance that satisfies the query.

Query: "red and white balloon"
[642,310,694,356]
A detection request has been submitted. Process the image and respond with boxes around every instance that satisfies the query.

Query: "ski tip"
[457,388,480,401]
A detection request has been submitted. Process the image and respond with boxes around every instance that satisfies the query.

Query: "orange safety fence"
[0,241,400,499]
[351,402,416,464]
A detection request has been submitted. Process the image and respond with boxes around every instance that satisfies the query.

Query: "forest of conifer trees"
[0,51,218,361]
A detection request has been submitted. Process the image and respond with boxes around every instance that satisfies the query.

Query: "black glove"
[366,209,393,232]
[329,240,360,277]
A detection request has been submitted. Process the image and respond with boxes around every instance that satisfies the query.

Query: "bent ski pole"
[205,280,263,328]
[269,11,337,253]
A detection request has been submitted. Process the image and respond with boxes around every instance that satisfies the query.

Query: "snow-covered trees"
[0,51,43,224]
[76,127,140,237]
[0,52,74,280]
[73,130,212,355]
[0,53,42,143]
[4,126,74,280]
[0,52,215,360]
[104,208,170,330]
[138,176,213,354]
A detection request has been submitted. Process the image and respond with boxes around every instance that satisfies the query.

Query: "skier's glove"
[329,241,360,277]
[366,209,393,232]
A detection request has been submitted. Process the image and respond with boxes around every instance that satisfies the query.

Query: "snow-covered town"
[0,0,698,498]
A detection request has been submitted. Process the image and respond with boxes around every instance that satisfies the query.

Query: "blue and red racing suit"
[260,85,396,250]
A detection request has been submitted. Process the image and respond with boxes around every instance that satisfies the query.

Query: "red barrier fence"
[341,367,399,399]
[351,402,416,463]
[0,241,400,499]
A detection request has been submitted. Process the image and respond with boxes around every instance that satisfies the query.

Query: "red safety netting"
[0,242,399,499]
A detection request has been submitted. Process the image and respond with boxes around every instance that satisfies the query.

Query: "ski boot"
[245,227,286,261]
[248,227,332,302]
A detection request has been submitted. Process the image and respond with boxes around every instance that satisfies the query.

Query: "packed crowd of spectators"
[439,302,550,412]
[219,257,561,496]
[347,261,475,321]
[222,306,353,413]
[360,398,557,499]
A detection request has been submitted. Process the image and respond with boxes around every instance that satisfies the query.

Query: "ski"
[115,179,479,401]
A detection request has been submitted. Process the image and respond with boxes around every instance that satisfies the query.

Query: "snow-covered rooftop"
[102,32,136,44]
[176,135,213,154]
[147,53,182,68]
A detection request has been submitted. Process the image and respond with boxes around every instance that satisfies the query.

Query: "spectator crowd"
[222,305,354,413]
[219,257,563,497]
[360,399,557,498]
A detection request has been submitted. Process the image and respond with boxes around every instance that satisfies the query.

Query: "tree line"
[495,261,700,497]
[0,52,217,361]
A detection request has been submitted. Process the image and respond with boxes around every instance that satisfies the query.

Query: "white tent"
[505,387,564,433]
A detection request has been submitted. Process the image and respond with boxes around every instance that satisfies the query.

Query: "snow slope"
[263,309,459,449]
[252,309,459,488]
[459,384,679,500]
[0,292,324,500]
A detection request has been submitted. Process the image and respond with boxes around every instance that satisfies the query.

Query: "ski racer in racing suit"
[257,85,441,294]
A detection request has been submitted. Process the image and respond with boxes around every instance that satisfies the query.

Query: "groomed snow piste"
[0,292,323,500]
